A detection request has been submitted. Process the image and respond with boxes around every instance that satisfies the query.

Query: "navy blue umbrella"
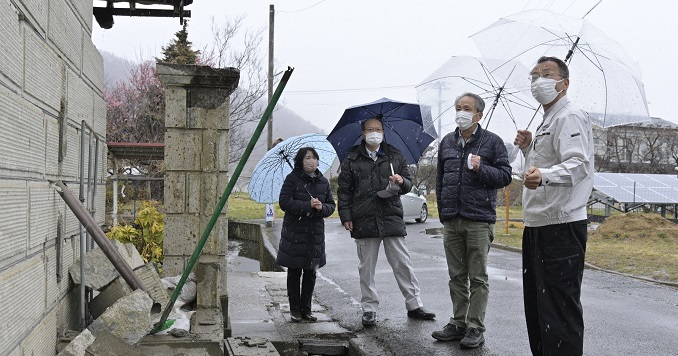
[327,97,437,165]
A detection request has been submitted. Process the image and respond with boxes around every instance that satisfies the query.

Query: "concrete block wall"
[0,0,105,355]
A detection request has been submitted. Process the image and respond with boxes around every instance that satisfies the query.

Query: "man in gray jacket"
[514,56,594,356]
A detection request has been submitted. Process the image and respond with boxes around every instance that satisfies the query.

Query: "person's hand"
[514,130,533,149]
[343,221,353,231]
[311,197,322,211]
[524,166,542,190]
[389,174,404,186]
[469,154,481,172]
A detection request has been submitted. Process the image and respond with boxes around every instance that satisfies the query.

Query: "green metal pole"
[151,67,294,334]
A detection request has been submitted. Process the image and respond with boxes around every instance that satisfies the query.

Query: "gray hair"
[454,92,485,112]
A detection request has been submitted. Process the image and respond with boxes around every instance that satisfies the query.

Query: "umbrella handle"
[390,163,395,176]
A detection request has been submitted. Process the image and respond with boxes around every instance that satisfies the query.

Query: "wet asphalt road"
[272,218,678,356]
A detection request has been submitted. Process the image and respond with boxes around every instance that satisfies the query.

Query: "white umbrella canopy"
[471,9,651,128]
[416,55,539,144]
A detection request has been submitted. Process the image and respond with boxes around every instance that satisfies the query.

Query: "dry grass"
[494,213,678,283]
[223,193,678,283]
[587,213,678,282]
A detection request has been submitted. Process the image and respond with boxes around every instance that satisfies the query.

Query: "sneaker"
[362,311,376,327]
[460,328,485,349]
[431,323,466,342]
[290,312,301,323]
[407,307,436,320]
[301,312,317,322]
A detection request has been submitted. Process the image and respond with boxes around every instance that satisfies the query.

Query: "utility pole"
[267,4,274,149]
[265,4,275,227]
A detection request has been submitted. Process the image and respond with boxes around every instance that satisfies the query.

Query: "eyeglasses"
[363,128,384,133]
[529,71,563,83]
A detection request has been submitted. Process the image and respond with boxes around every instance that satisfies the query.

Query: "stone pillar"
[157,63,239,309]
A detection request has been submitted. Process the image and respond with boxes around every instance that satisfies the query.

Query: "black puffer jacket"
[275,169,335,270]
[337,142,412,239]
[436,126,512,223]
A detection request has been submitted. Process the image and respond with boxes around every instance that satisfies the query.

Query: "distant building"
[593,117,678,174]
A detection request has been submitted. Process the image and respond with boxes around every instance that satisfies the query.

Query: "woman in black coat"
[275,147,336,322]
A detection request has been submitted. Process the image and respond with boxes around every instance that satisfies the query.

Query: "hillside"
[101,51,133,89]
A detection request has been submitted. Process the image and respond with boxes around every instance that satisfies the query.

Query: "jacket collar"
[348,141,393,161]
[293,168,323,180]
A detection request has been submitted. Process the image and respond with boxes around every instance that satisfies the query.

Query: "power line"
[277,0,329,14]
[285,84,415,95]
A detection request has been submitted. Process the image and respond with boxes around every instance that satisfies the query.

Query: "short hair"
[537,56,569,79]
[293,147,319,170]
[361,115,384,130]
[454,92,486,112]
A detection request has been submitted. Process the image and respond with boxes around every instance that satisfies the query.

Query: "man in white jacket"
[514,56,594,356]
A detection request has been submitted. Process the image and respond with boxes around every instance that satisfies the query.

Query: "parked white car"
[401,186,428,223]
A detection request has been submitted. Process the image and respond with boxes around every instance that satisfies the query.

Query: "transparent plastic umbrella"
[416,55,538,145]
[471,9,651,128]
[248,133,337,203]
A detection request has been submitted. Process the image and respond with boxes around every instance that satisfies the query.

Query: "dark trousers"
[287,268,316,314]
[522,221,587,356]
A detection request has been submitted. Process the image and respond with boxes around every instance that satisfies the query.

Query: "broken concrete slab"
[89,262,169,319]
[84,330,146,356]
[226,336,280,356]
[133,262,170,308]
[89,276,133,320]
[56,329,95,356]
[88,289,154,345]
[69,240,145,290]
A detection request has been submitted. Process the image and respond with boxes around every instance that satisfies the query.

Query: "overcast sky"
[92,0,678,135]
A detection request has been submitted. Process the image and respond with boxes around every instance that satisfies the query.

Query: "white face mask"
[365,132,383,147]
[455,111,476,130]
[303,156,318,173]
[531,77,564,105]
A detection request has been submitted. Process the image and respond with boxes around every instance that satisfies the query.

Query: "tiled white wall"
[0,0,106,354]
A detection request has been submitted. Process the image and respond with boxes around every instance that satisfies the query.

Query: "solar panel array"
[594,173,678,204]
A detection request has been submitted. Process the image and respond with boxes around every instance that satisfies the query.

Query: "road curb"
[348,334,391,356]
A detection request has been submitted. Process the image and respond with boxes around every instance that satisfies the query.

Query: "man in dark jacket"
[337,117,436,327]
[431,93,512,349]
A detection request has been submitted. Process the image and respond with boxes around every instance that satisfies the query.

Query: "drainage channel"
[227,239,262,272]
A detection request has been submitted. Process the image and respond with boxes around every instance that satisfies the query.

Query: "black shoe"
[301,312,317,322]
[362,311,376,327]
[407,307,436,320]
[290,312,301,323]
[460,328,485,349]
[431,323,467,342]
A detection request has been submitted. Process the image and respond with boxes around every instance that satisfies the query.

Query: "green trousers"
[443,217,493,332]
